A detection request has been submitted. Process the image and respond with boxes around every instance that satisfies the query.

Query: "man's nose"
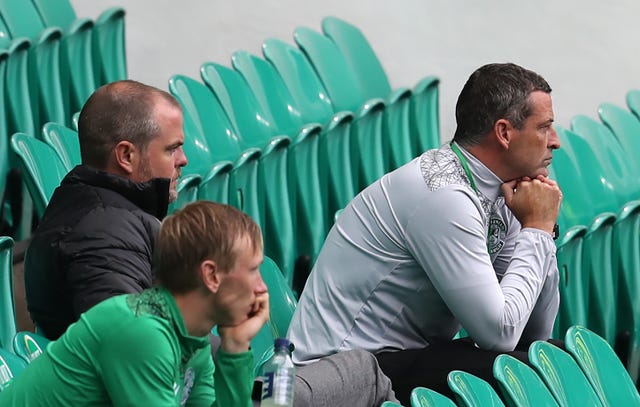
[177,147,188,167]
[549,126,560,150]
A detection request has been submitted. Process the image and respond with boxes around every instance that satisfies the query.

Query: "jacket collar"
[63,165,171,219]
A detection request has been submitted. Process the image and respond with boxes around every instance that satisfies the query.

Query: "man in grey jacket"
[288,63,562,404]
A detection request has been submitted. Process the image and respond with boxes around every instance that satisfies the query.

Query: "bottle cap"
[274,338,291,349]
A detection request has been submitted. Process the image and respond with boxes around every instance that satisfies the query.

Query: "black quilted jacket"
[25,165,170,340]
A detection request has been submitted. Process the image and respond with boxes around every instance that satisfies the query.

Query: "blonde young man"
[1,201,269,406]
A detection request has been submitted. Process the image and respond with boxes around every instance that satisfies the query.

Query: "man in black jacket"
[25,80,188,339]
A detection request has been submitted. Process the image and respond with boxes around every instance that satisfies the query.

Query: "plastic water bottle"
[261,338,295,407]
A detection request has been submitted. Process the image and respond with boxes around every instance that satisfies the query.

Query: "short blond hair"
[154,201,262,294]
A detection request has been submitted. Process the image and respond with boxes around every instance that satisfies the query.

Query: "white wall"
[71,0,640,142]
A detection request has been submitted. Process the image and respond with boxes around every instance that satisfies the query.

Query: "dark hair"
[453,63,551,146]
[78,79,181,168]
[154,201,263,294]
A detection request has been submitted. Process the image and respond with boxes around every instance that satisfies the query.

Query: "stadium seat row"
[0,0,126,239]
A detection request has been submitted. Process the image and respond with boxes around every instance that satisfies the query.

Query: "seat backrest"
[555,125,619,216]
[168,74,242,166]
[12,331,51,364]
[30,0,76,30]
[92,7,126,84]
[565,325,640,406]
[447,370,505,407]
[597,103,640,179]
[528,340,603,407]
[321,16,391,101]
[42,122,81,171]
[231,50,308,138]
[626,89,640,121]
[294,26,365,113]
[410,386,457,407]
[200,61,279,149]
[570,114,640,205]
[260,257,297,338]
[0,347,26,390]
[262,38,335,125]
[10,133,68,218]
[493,354,559,407]
[554,225,589,337]
[0,0,45,40]
[0,236,15,350]
[381,402,404,407]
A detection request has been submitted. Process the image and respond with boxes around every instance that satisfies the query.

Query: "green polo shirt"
[0,288,253,406]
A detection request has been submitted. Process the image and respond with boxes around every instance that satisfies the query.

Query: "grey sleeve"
[405,186,558,352]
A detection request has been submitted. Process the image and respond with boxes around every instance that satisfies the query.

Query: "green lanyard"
[450,142,478,193]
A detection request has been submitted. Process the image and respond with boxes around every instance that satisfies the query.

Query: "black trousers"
[375,337,563,406]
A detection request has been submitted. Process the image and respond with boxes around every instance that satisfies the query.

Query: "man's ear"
[201,259,221,294]
[494,119,512,150]
[113,140,137,175]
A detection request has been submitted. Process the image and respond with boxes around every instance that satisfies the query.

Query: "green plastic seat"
[41,122,81,171]
[252,257,298,378]
[294,26,387,189]
[168,75,239,205]
[31,0,96,116]
[0,0,67,128]
[321,16,440,156]
[555,125,619,216]
[447,370,505,407]
[0,17,35,137]
[168,75,263,232]
[611,202,640,383]
[410,386,456,407]
[570,115,640,204]
[322,16,415,167]
[0,347,26,391]
[166,173,201,214]
[251,320,277,378]
[10,133,68,218]
[260,256,297,339]
[0,22,34,240]
[528,341,603,407]
[565,325,640,406]
[493,354,559,407]
[263,38,356,228]
[553,225,588,339]
[382,402,404,407]
[0,236,15,350]
[598,103,640,181]
[552,126,617,225]
[201,61,296,284]
[558,125,640,344]
[625,89,640,122]
[92,7,126,84]
[231,51,327,265]
[29,0,75,29]
[12,331,51,364]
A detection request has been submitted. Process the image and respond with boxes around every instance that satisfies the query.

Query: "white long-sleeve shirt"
[288,143,559,365]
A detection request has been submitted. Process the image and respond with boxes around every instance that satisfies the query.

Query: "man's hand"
[218,292,270,354]
[501,175,562,235]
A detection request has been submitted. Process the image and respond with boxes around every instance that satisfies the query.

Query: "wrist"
[220,336,251,354]
[521,221,556,235]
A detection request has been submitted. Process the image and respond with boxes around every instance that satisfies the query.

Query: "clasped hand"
[501,175,562,235]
